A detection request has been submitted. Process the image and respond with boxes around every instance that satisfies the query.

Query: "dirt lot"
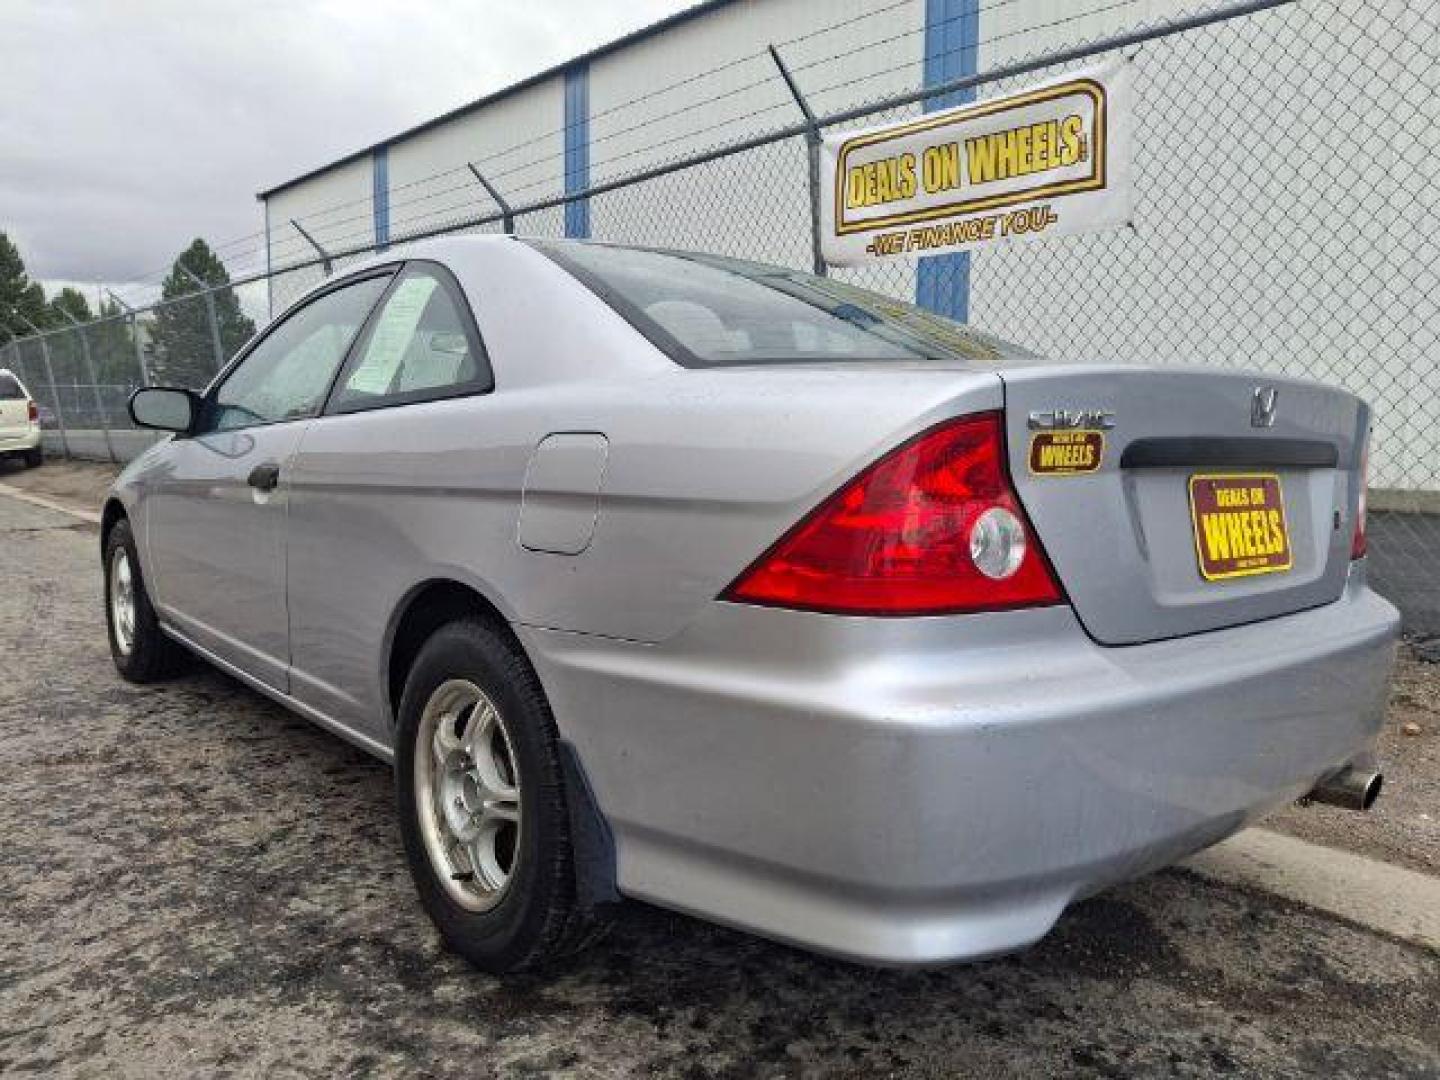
[0,455,120,508]
[2,460,1438,1078]
[1268,650,1440,875]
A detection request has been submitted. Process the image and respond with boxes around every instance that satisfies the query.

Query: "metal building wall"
[263,156,374,308]
[967,0,1434,492]
[256,0,1433,492]
[385,81,567,244]
[585,0,926,285]
[260,0,930,310]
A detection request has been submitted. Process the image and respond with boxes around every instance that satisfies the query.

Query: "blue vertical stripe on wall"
[564,65,591,238]
[373,147,390,250]
[915,0,979,321]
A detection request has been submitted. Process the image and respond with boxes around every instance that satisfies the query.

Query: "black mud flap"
[559,741,620,909]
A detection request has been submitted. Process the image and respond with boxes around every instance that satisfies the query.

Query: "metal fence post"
[108,289,152,387]
[291,218,333,275]
[768,44,827,278]
[467,164,515,234]
[14,315,71,460]
[60,310,117,463]
[177,263,227,379]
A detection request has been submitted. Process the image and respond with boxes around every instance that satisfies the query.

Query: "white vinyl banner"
[820,59,1133,267]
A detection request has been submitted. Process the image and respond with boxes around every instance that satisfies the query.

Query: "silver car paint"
[144,422,308,689]
[1003,366,1366,644]
[520,563,1393,964]
[108,236,1399,965]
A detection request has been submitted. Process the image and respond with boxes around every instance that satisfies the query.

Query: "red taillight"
[722,412,1064,615]
[27,400,38,423]
[1351,434,1369,559]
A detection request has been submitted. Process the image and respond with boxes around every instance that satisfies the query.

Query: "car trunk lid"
[1000,365,1366,645]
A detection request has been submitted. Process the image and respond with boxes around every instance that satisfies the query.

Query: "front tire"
[104,518,185,682]
[395,619,600,972]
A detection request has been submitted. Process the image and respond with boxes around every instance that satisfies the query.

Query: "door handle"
[247,462,282,491]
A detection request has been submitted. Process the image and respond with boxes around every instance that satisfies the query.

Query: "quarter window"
[328,265,491,414]
[200,274,391,433]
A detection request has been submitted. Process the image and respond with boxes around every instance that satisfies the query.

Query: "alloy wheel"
[414,678,522,911]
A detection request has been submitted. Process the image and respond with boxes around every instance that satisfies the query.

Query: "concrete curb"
[1186,828,1440,952]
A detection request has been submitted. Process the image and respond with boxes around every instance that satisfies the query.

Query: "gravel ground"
[1369,512,1440,641]
[0,455,120,509]
[1267,650,1440,875]
[2,471,1439,1078]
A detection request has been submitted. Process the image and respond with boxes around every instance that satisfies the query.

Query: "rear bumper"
[0,427,40,453]
[521,563,1398,965]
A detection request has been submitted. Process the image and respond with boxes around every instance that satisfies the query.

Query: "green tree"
[149,239,256,387]
[0,231,52,336]
[40,287,95,390]
[48,286,92,324]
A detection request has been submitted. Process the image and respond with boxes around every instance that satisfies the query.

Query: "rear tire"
[395,618,601,972]
[23,447,42,468]
[104,517,185,682]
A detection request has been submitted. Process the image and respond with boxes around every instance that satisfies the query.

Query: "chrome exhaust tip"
[1305,765,1384,811]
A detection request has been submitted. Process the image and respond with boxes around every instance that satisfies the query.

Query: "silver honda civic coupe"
[103,236,1397,972]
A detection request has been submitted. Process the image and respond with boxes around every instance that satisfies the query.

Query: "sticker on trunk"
[1028,430,1104,475]
[1189,473,1292,581]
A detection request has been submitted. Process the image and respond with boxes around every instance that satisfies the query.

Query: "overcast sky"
[3,0,691,302]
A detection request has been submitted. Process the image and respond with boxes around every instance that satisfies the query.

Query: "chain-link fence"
[1,0,1434,633]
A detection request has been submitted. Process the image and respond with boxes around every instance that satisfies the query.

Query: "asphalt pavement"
[2,492,1437,1079]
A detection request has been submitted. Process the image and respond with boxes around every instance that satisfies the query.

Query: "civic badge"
[1026,408,1111,476]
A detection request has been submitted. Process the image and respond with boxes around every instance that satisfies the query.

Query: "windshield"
[530,240,1031,369]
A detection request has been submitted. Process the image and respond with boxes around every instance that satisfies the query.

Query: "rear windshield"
[0,374,24,400]
[530,241,1029,369]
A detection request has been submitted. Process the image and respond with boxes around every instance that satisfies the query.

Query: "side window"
[200,274,391,433]
[328,265,491,414]
[0,374,24,400]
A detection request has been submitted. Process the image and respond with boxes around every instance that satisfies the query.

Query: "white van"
[0,369,43,468]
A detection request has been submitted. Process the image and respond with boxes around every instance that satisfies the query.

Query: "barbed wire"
[256,0,1052,264]
[17,0,1291,336]
[258,0,1133,266]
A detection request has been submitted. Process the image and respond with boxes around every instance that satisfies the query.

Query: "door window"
[328,264,491,414]
[200,274,391,433]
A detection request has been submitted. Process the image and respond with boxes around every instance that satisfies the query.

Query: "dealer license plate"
[1188,473,1293,581]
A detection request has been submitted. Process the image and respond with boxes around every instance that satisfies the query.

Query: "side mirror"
[129,387,199,433]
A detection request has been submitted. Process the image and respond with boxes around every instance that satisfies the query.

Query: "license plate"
[1188,473,1292,581]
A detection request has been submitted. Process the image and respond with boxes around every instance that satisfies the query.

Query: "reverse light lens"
[723,412,1063,615]
[969,506,1027,580]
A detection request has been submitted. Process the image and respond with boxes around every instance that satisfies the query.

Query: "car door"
[285,261,495,739]
[144,271,394,689]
